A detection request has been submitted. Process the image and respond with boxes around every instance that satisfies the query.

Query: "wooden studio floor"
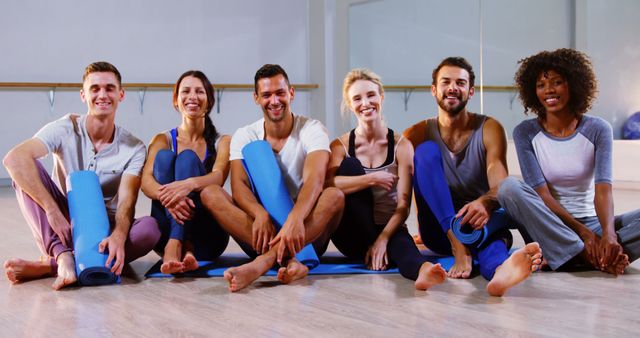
[0,185,639,338]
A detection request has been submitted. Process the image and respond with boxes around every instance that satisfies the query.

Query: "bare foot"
[223,255,274,292]
[52,252,77,290]
[4,257,54,283]
[448,248,473,279]
[603,253,629,276]
[486,242,542,297]
[415,262,446,291]
[181,252,199,273]
[160,261,184,274]
[161,239,184,274]
[277,259,309,284]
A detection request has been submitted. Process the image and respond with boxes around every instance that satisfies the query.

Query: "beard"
[437,93,468,117]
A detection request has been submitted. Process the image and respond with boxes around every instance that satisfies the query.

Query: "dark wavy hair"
[432,57,475,87]
[514,48,597,119]
[173,70,218,172]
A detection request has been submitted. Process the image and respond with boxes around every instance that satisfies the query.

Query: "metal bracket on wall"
[402,89,414,112]
[48,88,56,114]
[215,88,225,114]
[138,88,147,114]
[509,91,517,110]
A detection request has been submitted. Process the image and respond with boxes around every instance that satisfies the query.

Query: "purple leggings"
[13,161,160,271]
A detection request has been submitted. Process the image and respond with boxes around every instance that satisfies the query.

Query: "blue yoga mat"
[450,208,510,247]
[144,251,462,278]
[241,140,319,269]
[67,171,118,286]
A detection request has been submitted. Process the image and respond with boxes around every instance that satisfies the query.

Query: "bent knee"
[200,185,225,205]
[498,176,525,198]
[133,216,162,250]
[322,187,345,212]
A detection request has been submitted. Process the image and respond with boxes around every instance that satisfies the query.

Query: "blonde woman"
[326,68,446,290]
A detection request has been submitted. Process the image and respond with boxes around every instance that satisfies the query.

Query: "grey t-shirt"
[34,114,146,218]
[513,115,612,218]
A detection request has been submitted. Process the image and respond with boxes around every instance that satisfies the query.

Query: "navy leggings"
[413,141,512,280]
[331,157,428,280]
[151,149,229,260]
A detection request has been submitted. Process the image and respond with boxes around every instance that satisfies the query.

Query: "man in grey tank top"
[403,57,542,296]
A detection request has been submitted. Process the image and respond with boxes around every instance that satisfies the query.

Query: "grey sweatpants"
[497,176,640,270]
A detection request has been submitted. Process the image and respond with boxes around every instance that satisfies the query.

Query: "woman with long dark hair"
[141,70,230,274]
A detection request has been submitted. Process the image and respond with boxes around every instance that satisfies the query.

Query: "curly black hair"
[514,48,597,119]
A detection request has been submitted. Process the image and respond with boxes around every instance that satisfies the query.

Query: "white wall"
[583,0,640,136]
[2,0,640,180]
[347,0,640,139]
[0,0,312,178]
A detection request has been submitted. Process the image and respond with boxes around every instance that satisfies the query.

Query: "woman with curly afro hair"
[497,48,640,276]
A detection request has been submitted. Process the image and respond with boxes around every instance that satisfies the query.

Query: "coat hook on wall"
[138,88,147,114]
[48,88,56,115]
[509,91,517,110]
[215,88,225,114]
[402,88,414,112]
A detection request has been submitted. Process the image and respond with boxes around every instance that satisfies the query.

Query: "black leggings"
[331,157,428,280]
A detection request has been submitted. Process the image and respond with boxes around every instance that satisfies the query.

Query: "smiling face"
[432,65,474,117]
[253,74,294,123]
[80,71,124,117]
[176,76,208,119]
[535,69,571,117]
[347,79,383,125]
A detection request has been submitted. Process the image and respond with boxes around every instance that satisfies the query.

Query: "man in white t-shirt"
[201,64,344,292]
[3,62,160,290]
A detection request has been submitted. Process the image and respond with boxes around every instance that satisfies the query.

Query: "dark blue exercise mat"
[67,171,118,286]
[144,251,464,278]
[241,140,319,269]
[450,208,510,248]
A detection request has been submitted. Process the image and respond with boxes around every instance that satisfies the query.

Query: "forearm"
[141,173,162,200]
[113,208,133,237]
[378,205,410,240]
[186,169,225,192]
[594,185,616,239]
[288,180,323,224]
[232,182,269,220]
[5,155,59,212]
[332,174,377,194]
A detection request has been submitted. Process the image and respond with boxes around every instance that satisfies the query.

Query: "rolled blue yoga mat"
[67,171,118,286]
[451,208,509,248]
[241,140,320,269]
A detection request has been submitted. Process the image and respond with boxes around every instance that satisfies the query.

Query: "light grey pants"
[498,176,640,270]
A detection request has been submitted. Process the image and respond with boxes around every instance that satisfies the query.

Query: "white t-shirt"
[230,114,330,199]
[34,113,146,218]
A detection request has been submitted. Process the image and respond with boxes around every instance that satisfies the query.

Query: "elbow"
[140,185,150,199]
[3,149,21,172]
[396,205,410,221]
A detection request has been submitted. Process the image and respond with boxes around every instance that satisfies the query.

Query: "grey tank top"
[426,115,489,210]
[339,128,401,225]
